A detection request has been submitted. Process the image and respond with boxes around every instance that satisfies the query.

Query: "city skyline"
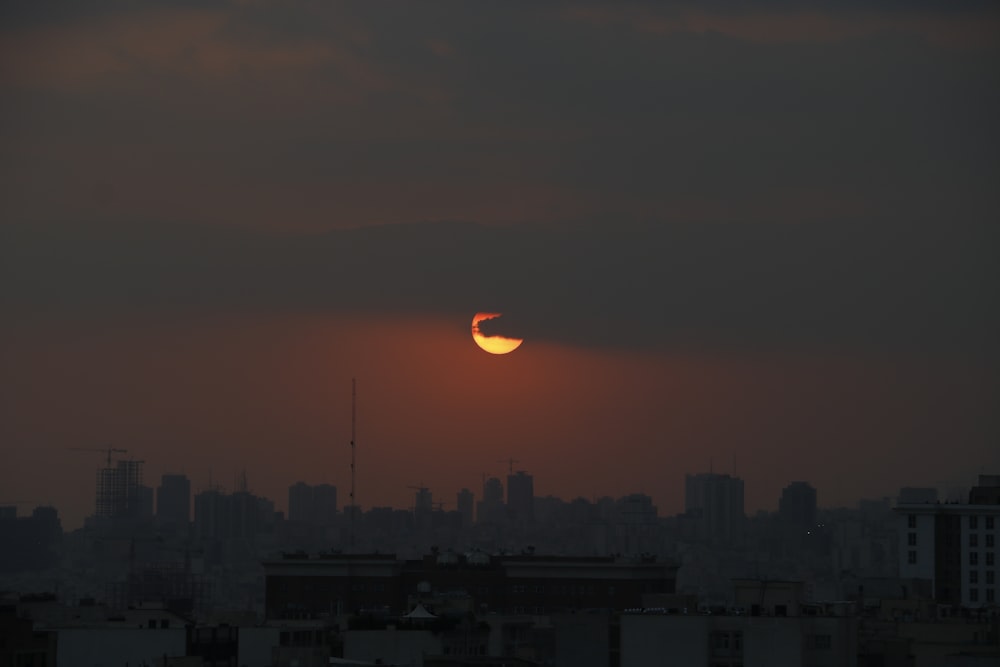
[6,457,987,532]
[2,3,997,533]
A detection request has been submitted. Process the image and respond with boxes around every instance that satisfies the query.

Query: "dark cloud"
[0,1,997,356]
[3,216,996,358]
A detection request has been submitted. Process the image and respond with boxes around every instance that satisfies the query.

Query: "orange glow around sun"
[471,312,523,354]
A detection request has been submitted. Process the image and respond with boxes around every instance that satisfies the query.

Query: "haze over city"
[2,1,997,532]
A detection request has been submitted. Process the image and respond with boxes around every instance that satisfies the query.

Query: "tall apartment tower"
[288,482,338,526]
[477,477,505,524]
[457,488,474,527]
[95,460,145,520]
[778,481,817,529]
[157,474,191,526]
[684,472,745,544]
[507,471,534,524]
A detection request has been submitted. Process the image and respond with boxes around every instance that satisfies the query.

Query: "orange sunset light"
[471,312,523,355]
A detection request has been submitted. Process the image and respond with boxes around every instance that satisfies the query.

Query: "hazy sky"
[2,1,998,529]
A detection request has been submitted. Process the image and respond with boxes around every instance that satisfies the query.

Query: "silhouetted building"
[95,459,145,520]
[264,552,677,619]
[156,473,191,526]
[685,472,745,544]
[778,481,817,529]
[507,471,534,524]
[457,488,474,527]
[414,486,433,532]
[288,482,338,526]
[477,477,505,524]
[0,506,62,572]
[897,486,938,505]
[897,474,1000,608]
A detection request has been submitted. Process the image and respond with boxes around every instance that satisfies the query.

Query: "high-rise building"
[95,459,145,520]
[778,481,817,529]
[897,475,1000,608]
[288,482,338,526]
[684,472,745,544]
[156,474,191,526]
[312,484,338,526]
[477,477,505,524]
[193,489,228,542]
[457,488,474,527]
[507,471,534,524]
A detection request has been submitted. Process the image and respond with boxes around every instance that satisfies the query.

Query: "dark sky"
[2,1,998,528]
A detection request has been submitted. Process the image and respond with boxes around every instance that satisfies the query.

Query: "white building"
[896,475,1000,608]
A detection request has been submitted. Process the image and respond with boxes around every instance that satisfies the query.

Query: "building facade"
[263,552,677,620]
[896,475,1000,608]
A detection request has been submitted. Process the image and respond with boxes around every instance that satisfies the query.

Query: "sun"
[471,312,523,355]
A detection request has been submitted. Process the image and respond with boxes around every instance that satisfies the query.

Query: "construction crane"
[497,458,520,475]
[69,447,128,467]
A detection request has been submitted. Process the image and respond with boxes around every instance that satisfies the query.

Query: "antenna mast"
[350,377,357,549]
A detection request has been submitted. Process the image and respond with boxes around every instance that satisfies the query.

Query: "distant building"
[896,474,1000,608]
[287,482,338,526]
[684,473,745,544]
[0,506,62,572]
[477,477,505,524]
[156,474,191,526]
[456,488,474,527]
[897,487,938,505]
[779,481,817,529]
[507,471,534,524]
[95,459,145,520]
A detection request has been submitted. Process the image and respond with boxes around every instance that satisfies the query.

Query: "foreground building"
[263,551,677,619]
[896,474,1000,608]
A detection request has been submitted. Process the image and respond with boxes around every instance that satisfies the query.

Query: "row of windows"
[968,588,996,603]
[969,534,996,547]
[969,516,997,530]
[969,571,996,584]
[907,515,998,530]
[969,552,997,566]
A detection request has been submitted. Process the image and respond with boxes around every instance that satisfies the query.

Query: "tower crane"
[69,447,128,467]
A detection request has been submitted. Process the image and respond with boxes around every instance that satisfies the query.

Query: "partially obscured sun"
[471,312,523,355]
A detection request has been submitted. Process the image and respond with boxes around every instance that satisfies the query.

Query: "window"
[970,552,979,566]
[971,571,979,584]
[908,533,917,546]
[987,571,995,585]
[988,553,995,566]
[969,588,979,602]
[970,516,978,530]
[908,514,916,529]
[987,535,995,548]
[987,516,995,529]
[908,550,917,564]
[988,589,995,603]
[970,534,979,547]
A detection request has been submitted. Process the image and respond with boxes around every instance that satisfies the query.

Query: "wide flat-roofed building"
[263,552,677,620]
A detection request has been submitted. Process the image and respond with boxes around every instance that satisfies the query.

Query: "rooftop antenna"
[350,377,357,549]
